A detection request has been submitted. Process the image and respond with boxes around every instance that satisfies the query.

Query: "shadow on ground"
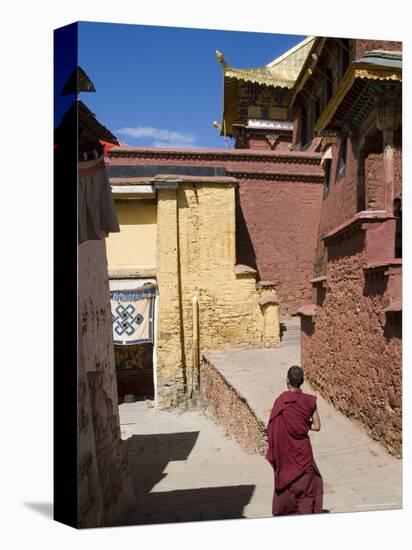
[24,502,53,519]
[119,431,255,525]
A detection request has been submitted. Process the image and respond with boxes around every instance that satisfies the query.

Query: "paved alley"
[118,320,401,525]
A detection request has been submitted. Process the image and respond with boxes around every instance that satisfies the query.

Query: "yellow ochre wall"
[155,181,281,407]
[106,199,157,272]
[105,182,280,408]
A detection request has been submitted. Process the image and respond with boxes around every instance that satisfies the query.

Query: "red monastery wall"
[312,137,389,274]
[319,140,359,230]
[356,40,402,58]
[312,138,361,274]
[108,148,323,316]
[301,232,402,456]
[236,178,322,315]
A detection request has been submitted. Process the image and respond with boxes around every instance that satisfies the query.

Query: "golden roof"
[218,36,315,88]
[217,36,315,135]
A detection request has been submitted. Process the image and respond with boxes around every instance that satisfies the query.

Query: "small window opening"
[394,197,402,258]
[300,105,308,148]
[314,98,321,124]
[323,159,332,197]
[261,103,270,119]
[337,138,347,179]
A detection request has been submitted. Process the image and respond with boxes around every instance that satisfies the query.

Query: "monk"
[266,365,323,516]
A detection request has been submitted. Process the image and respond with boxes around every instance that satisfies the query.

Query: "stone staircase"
[280,319,301,347]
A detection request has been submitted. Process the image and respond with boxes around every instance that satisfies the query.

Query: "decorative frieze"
[109,147,322,165]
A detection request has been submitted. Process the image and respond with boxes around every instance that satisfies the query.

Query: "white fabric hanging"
[78,156,120,243]
[110,287,156,345]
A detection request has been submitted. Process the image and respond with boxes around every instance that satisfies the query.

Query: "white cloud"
[116,126,196,146]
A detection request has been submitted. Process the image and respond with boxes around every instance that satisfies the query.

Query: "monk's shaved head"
[287,365,304,388]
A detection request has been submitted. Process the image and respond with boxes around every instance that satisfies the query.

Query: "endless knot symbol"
[112,304,144,337]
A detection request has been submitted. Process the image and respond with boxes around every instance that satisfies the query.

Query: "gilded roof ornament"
[217,36,316,137]
[215,50,227,67]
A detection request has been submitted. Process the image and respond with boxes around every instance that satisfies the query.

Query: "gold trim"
[223,67,296,88]
[354,68,402,81]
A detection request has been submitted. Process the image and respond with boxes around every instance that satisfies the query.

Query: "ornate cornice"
[109,147,322,166]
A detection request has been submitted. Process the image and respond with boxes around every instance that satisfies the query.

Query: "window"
[394,197,402,258]
[300,105,308,148]
[337,138,347,179]
[261,103,270,119]
[313,97,321,126]
[323,159,332,197]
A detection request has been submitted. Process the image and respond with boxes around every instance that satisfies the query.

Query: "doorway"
[109,280,157,403]
[115,342,154,402]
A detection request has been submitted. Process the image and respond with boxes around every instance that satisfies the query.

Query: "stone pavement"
[118,402,274,524]
[204,319,402,514]
[118,319,401,525]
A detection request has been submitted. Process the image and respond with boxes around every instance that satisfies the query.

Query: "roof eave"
[315,62,402,134]
[290,37,326,108]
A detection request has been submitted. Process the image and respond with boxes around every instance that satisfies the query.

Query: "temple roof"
[217,36,315,88]
[217,36,315,136]
[55,100,119,147]
[315,50,402,133]
[61,66,96,95]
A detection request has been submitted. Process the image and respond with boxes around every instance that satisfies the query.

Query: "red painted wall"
[236,178,322,315]
[301,232,402,456]
[311,133,393,275]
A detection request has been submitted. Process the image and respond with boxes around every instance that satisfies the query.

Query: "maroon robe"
[266,389,323,515]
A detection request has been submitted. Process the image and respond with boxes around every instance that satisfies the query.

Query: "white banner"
[110,289,155,345]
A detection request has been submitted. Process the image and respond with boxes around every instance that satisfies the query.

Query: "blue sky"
[75,22,305,149]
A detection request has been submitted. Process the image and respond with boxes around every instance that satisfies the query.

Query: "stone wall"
[301,230,402,457]
[155,178,281,407]
[394,148,402,199]
[77,240,137,527]
[365,151,385,210]
[202,357,267,455]
[355,39,402,58]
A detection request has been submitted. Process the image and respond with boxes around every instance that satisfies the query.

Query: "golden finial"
[215,50,226,66]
